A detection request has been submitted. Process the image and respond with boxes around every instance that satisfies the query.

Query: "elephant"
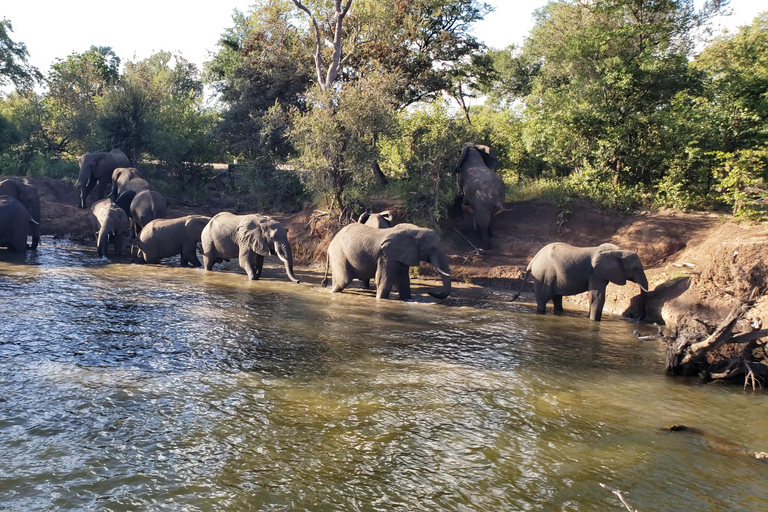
[0,195,32,253]
[454,143,506,250]
[201,212,300,283]
[115,189,168,238]
[133,215,211,267]
[512,242,649,321]
[78,149,131,208]
[358,210,393,228]
[109,167,152,201]
[89,198,130,257]
[321,223,451,300]
[0,179,41,250]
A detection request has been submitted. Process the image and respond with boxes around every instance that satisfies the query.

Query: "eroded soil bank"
[17,176,768,334]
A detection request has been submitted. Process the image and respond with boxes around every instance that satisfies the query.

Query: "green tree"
[0,19,41,90]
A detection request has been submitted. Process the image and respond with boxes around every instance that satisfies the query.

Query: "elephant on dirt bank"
[0,179,41,250]
[78,149,131,208]
[0,196,33,253]
[201,212,300,283]
[512,242,649,321]
[90,199,130,257]
[133,215,211,267]
[322,223,452,300]
[454,143,506,250]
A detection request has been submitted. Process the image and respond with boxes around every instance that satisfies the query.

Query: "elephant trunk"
[96,228,109,257]
[427,252,451,300]
[636,273,649,293]
[275,241,300,283]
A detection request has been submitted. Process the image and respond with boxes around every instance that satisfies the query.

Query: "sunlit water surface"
[1,238,767,511]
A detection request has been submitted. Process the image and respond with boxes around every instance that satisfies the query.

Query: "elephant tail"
[321,250,330,287]
[511,267,530,302]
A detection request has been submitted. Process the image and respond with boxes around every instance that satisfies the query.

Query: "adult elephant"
[321,223,451,300]
[0,196,33,253]
[133,215,211,267]
[109,167,152,201]
[90,198,130,257]
[358,210,393,228]
[454,143,506,250]
[512,242,649,321]
[78,149,130,208]
[201,212,300,283]
[0,179,41,250]
[115,189,168,238]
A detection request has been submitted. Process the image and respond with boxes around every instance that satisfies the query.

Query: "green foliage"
[712,148,768,220]
[0,151,78,179]
[0,19,41,90]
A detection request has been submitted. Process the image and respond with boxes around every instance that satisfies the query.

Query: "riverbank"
[18,176,768,333]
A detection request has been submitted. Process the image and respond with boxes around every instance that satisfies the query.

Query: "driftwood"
[599,483,638,512]
[664,287,768,386]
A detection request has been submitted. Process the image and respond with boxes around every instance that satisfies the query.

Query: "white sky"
[1,0,766,79]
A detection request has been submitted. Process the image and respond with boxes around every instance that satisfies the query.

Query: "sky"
[2,0,766,81]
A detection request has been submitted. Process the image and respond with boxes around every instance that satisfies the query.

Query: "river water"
[1,238,766,511]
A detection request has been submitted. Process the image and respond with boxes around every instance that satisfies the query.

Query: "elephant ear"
[237,218,270,255]
[593,250,627,286]
[476,145,499,170]
[381,228,420,267]
[358,212,371,224]
[455,144,473,173]
[379,210,393,224]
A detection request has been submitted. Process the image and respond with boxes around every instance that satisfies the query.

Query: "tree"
[0,19,41,90]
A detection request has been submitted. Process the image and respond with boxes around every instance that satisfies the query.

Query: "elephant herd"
[0,145,651,321]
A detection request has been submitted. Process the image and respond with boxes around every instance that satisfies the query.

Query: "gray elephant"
[358,210,393,228]
[133,215,211,267]
[512,242,649,321]
[109,167,152,201]
[115,189,168,238]
[90,198,130,257]
[0,195,32,253]
[454,143,506,249]
[201,212,300,283]
[78,149,131,208]
[0,179,41,250]
[321,223,451,300]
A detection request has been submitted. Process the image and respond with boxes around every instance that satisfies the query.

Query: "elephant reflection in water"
[513,242,649,321]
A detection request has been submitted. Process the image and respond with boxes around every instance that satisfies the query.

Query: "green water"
[1,238,766,511]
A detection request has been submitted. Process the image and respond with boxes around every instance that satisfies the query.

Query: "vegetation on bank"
[1,2,767,221]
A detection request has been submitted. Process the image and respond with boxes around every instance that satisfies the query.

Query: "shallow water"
[1,238,767,511]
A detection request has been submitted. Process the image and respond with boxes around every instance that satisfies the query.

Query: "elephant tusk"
[638,283,649,293]
[275,242,288,263]
[436,267,451,278]
[29,218,40,225]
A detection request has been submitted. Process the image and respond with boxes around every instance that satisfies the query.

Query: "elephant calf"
[0,195,33,253]
[201,212,300,283]
[322,223,451,300]
[133,215,212,266]
[90,198,130,257]
[512,242,649,321]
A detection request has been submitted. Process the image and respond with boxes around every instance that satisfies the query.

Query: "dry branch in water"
[599,483,638,512]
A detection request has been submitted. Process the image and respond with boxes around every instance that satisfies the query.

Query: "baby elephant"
[90,198,130,257]
[513,242,649,321]
[133,215,211,266]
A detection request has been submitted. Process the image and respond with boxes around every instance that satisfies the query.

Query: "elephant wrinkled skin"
[0,195,32,253]
[134,215,211,267]
[322,223,451,300]
[78,149,131,208]
[201,212,300,283]
[90,198,130,257]
[513,242,649,321]
[0,179,41,250]
[454,143,506,250]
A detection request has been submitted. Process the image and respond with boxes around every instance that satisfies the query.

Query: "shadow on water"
[0,237,767,511]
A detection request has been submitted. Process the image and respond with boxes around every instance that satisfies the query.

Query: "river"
[1,238,767,511]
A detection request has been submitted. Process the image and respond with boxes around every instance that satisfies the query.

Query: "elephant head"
[358,210,393,228]
[96,205,129,257]
[456,143,499,173]
[109,167,141,201]
[237,216,300,283]
[593,249,649,292]
[380,224,451,299]
[78,149,130,208]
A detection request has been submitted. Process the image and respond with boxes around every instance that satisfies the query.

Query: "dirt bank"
[12,176,768,332]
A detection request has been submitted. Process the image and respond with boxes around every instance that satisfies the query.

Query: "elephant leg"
[203,252,216,271]
[552,295,564,313]
[254,254,264,279]
[589,288,605,321]
[330,263,353,293]
[114,234,123,257]
[397,267,412,301]
[81,179,97,208]
[239,248,258,280]
[185,247,203,268]
[534,281,547,314]
[376,259,398,299]
[95,178,110,201]
[361,279,371,289]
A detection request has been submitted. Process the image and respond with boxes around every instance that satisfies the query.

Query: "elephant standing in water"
[78,149,131,208]
[201,212,300,283]
[454,143,506,250]
[133,215,211,267]
[322,223,451,300]
[0,179,41,250]
[0,196,33,253]
[115,189,168,238]
[512,242,649,321]
[90,198,130,257]
[356,210,394,288]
